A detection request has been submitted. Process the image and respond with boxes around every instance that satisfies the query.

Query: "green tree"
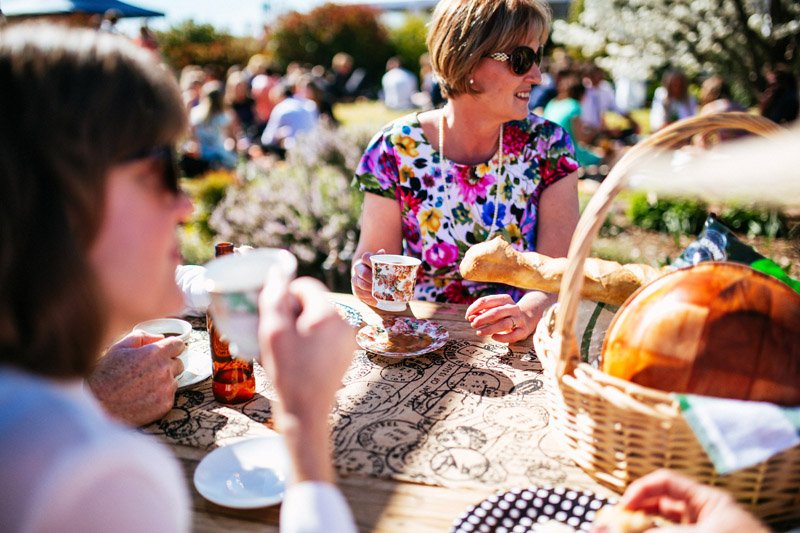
[552,0,800,106]
[267,3,392,90]
[157,21,262,72]
[388,14,430,77]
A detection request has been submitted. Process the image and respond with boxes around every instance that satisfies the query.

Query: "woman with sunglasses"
[352,0,580,343]
[0,24,358,532]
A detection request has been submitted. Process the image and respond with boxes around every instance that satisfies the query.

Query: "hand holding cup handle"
[351,249,384,307]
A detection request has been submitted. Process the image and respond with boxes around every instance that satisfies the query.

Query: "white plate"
[176,347,212,389]
[193,435,291,509]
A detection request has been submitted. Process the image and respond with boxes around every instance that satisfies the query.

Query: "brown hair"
[0,23,186,377]
[427,0,551,98]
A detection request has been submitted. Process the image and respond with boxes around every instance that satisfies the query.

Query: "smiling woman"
[350,0,581,345]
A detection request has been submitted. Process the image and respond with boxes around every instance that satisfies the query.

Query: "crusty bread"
[459,237,662,306]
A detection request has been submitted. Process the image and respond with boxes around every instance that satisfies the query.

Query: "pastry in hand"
[591,505,661,533]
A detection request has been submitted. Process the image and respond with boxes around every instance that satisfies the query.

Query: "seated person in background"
[261,77,319,156]
[0,24,357,532]
[382,56,418,110]
[693,75,746,148]
[759,63,799,125]
[650,68,697,132]
[189,80,238,170]
[543,70,603,167]
[580,63,638,144]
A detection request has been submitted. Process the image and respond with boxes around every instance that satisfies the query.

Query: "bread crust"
[459,237,661,306]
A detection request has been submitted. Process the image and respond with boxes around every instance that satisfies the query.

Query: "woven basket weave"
[532,112,800,524]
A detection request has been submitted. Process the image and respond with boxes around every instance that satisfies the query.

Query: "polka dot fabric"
[451,486,613,533]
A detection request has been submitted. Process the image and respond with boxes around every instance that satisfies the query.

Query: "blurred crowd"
[93,13,798,181]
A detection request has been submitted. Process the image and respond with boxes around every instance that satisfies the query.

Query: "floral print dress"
[354,112,578,304]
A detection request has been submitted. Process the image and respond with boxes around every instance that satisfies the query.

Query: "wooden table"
[158,293,614,532]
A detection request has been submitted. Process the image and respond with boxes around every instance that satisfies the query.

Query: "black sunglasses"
[122,145,180,193]
[488,46,541,75]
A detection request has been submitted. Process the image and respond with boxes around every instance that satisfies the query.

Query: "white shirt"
[0,367,357,532]
[0,368,190,533]
[650,86,697,131]
[283,482,357,533]
[581,80,620,129]
[382,67,418,110]
[261,96,319,148]
[176,264,210,316]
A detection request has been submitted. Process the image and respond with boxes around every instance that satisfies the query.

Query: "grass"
[334,100,409,131]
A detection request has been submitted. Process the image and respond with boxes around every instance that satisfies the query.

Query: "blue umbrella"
[3,0,164,18]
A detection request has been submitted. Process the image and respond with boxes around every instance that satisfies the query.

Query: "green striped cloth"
[676,394,800,474]
[574,300,618,367]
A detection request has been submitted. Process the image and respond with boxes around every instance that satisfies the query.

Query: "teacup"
[204,248,298,359]
[370,254,421,312]
[133,317,192,370]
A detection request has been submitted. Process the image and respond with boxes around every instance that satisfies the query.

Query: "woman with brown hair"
[351,0,580,343]
[0,23,357,532]
[0,22,192,532]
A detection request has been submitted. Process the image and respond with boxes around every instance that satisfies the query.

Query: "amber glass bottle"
[208,242,256,404]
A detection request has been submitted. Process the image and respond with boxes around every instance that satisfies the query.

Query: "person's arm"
[350,129,404,307]
[351,193,403,307]
[87,330,184,426]
[619,470,768,532]
[258,275,358,532]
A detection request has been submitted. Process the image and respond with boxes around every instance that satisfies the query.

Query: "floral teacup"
[370,254,421,312]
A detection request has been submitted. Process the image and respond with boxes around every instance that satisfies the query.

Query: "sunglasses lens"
[163,148,180,193]
[511,47,537,75]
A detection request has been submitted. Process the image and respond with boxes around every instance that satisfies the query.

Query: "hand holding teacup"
[88,328,186,426]
[350,249,384,307]
[204,248,298,360]
[351,250,421,312]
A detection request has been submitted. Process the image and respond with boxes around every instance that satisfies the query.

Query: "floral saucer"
[356,317,449,358]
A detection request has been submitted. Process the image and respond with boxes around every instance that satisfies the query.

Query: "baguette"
[459,237,662,306]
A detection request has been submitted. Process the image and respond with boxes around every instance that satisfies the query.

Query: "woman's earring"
[469,78,475,85]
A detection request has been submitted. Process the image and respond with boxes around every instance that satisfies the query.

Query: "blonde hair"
[427,0,551,98]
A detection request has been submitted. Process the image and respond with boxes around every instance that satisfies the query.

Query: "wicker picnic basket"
[532,112,800,524]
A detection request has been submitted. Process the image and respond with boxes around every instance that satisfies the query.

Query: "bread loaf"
[459,237,661,306]
[602,262,800,405]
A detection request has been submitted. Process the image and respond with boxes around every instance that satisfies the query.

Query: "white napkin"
[676,393,800,474]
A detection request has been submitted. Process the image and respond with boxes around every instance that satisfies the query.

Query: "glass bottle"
[208,242,256,404]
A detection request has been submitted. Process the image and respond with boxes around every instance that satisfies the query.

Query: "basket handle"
[553,112,783,378]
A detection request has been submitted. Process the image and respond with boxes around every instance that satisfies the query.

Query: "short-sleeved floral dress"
[354,112,578,304]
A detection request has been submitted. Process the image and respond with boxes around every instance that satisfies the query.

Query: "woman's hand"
[466,291,554,344]
[350,249,384,307]
[258,275,357,484]
[620,470,768,532]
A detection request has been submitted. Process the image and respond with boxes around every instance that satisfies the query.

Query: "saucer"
[193,434,291,509]
[176,347,212,389]
[356,317,449,358]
